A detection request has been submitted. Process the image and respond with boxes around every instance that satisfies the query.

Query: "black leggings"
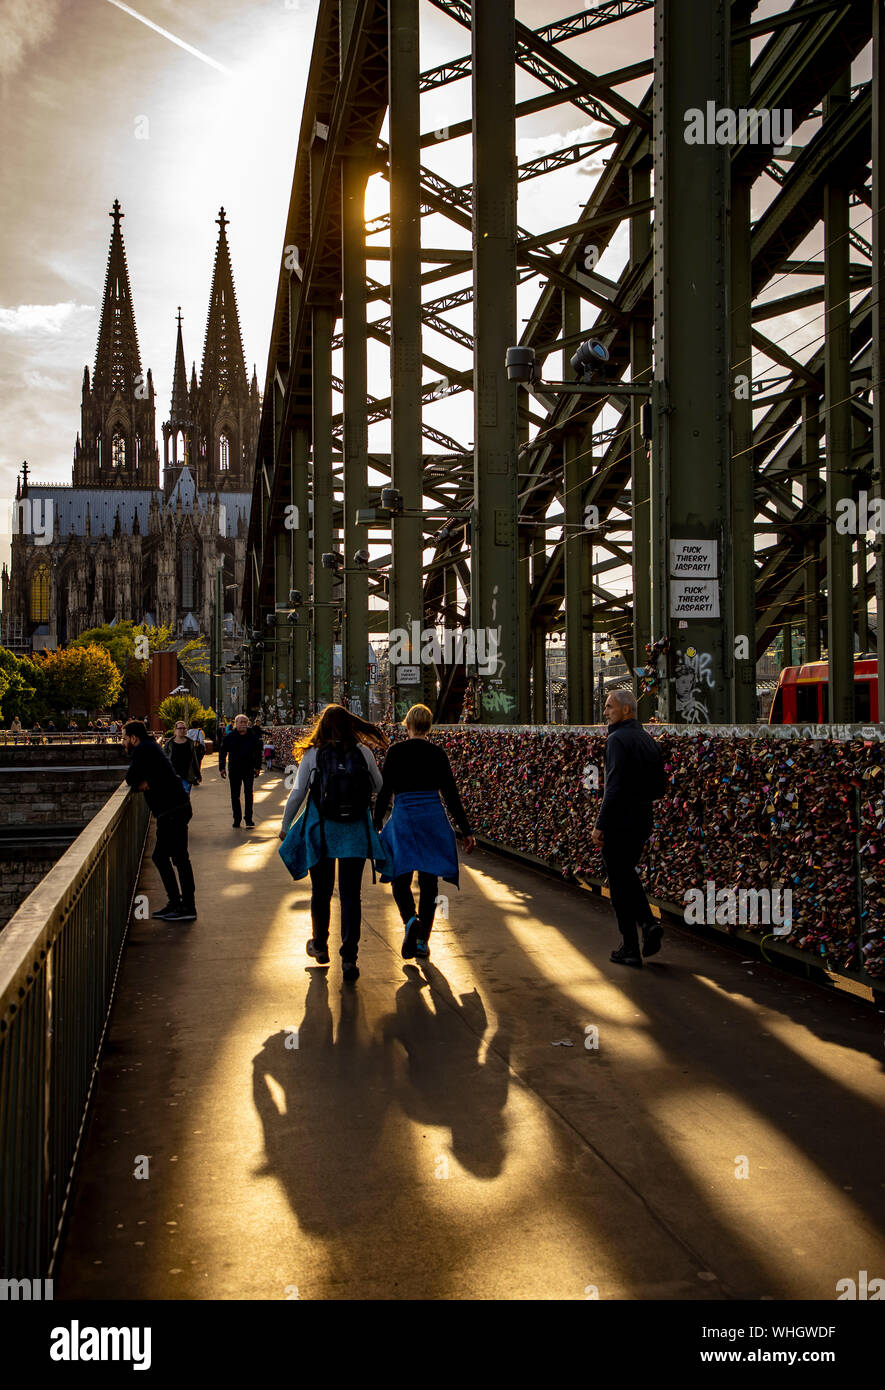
[308,857,365,960]
[391,870,439,937]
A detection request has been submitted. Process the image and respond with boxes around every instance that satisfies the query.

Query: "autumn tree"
[40,643,122,714]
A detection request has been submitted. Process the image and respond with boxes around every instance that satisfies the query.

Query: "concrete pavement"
[56,756,885,1300]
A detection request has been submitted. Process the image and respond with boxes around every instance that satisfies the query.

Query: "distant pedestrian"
[591,690,668,968]
[219,714,262,827]
[263,732,275,772]
[186,723,205,783]
[374,703,475,960]
[164,720,201,793]
[123,720,196,922]
[278,703,387,983]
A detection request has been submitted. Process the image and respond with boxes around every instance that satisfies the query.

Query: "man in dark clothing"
[591,690,666,968]
[218,714,262,827]
[123,720,196,922]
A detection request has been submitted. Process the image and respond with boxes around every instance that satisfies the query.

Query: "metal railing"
[0,732,124,746]
[0,781,149,1277]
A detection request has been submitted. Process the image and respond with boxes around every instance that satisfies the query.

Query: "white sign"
[670,539,718,577]
[397,665,421,685]
[670,580,720,618]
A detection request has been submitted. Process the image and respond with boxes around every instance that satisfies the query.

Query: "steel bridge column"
[311,304,335,710]
[653,0,731,724]
[803,397,822,661]
[874,0,885,719]
[730,1,756,722]
[291,422,311,719]
[563,290,594,724]
[824,72,854,723]
[341,155,371,719]
[629,156,653,719]
[388,0,427,713]
[471,0,520,724]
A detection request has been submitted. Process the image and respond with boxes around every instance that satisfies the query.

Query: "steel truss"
[244,0,885,726]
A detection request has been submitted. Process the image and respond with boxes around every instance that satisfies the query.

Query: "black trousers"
[152,808,196,908]
[601,823,653,955]
[308,857,365,960]
[391,870,439,937]
[229,768,255,824]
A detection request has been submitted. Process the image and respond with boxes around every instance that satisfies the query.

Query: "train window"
[796,685,818,722]
[770,689,783,723]
[854,681,871,721]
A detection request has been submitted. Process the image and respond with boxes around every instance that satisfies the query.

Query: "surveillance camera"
[286,611,299,625]
[505,346,538,384]
[570,339,611,383]
[353,549,370,568]
[289,588,303,606]
[265,613,275,625]
[321,552,341,569]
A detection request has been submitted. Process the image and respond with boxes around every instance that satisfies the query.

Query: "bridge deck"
[56,757,885,1301]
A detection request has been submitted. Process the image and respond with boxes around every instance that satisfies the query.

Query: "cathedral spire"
[200,207,248,401]
[93,200,143,398]
[170,308,189,426]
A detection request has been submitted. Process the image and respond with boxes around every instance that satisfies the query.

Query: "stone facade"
[1,203,259,659]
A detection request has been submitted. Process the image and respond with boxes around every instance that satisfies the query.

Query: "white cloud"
[0,0,63,80]
[0,302,94,334]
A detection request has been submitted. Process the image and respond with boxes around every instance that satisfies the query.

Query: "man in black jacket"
[218,714,262,828]
[591,690,665,968]
[123,720,196,922]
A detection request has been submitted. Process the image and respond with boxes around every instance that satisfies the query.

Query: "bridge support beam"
[341,155,371,719]
[311,304,335,709]
[653,0,732,723]
[388,0,428,716]
[563,289,594,725]
[471,0,520,723]
[629,156,653,719]
[824,72,855,723]
[874,0,885,719]
[291,422,311,719]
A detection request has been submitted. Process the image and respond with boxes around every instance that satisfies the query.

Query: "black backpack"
[640,733,669,801]
[312,742,373,823]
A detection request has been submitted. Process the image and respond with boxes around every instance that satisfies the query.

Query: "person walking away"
[219,714,262,827]
[186,722,205,783]
[263,731,275,773]
[591,690,668,968]
[374,703,475,960]
[123,720,196,921]
[278,704,387,983]
[164,720,201,793]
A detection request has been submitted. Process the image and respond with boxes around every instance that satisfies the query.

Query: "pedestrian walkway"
[56,756,885,1300]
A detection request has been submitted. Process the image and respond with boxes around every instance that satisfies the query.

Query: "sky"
[0,0,870,600]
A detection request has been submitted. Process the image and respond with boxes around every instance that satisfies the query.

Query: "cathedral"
[1,200,260,675]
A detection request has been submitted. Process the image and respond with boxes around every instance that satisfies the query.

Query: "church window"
[112,432,126,469]
[30,563,49,623]
[182,544,195,610]
[219,434,230,471]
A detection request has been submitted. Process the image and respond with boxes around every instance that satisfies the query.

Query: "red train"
[768,656,878,724]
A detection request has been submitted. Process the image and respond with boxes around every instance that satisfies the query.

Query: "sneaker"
[232,821,242,829]
[306,939,330,965]
[641,922,663,958]
[610,945,642,968]
[414,938,430,959]
[245,821,255,828]
[402,914,421,959]
[167,905,197,922]
[152,902,181,919]
[342,960,360,982]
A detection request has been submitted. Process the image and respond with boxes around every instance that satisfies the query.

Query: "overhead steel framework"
[244,0,885,726]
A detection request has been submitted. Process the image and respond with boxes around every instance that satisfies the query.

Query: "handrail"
[0,781,150,1277]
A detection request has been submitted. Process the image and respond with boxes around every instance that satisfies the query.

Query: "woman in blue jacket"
[278,704,387,982]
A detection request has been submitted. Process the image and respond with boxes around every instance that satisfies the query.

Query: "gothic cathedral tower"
[72,201,159,489]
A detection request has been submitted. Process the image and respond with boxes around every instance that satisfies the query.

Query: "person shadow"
[381,961,511,1180]
[252,970,394,1235]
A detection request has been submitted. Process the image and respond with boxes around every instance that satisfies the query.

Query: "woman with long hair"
[374,703,475,960]
[278,703,388,982]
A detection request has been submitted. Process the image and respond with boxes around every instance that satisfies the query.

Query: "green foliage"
[0,647,45,723]
[156,696,216,736]
[71,621,144,677]
[136,623,210,676]
[39,643,123,714]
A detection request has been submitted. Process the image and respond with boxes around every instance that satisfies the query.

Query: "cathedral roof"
[169,308,190,426]
[24,483,251,539]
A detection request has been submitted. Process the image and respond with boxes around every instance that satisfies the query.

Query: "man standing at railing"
[122,720,197,922]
